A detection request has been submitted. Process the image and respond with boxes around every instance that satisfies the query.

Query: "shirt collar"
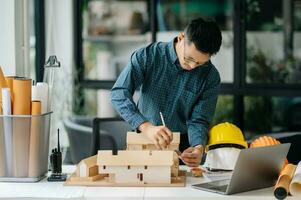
[167,37,179,65]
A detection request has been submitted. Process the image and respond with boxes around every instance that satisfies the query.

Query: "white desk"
[0,166,299,200]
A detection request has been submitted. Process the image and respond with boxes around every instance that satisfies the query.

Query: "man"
[111,18,222,167]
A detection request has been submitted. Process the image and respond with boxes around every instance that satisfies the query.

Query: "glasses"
[183,44,201,68]
[184,55,200,67]
[182,41,210,68]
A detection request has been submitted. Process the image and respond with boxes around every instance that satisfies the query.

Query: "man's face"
[177,34,211,71]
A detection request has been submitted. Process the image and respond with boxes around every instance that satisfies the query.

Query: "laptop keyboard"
[208,184,228,192]
[192,179,230,193]
[207,180,230,192]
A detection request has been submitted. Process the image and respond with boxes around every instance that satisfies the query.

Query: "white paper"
[33,82,49,113]
[2,88,13,176]
[2,88,11,115]
[97,90,117,117]
[290,161,301,196]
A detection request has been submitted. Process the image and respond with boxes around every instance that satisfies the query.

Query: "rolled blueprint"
[274,164,296,199]
[28,101,42,177]
[32,83,49,114]
[0,67,8,114]
[4,76,14,92]
[31,101,41,115]
[290,161,301,196]
[2,88,12,115]
[5,76,16,102]
[12,78,31,177]
[2,88,13,176]
[12,78,31,115]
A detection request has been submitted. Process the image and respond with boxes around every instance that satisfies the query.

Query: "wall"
[0,0,31,77]
[0,0,16,75]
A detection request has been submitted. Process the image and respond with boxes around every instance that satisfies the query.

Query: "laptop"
[192,143,290,195]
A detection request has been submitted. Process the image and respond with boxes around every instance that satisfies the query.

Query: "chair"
[90,117,133,156]
[64,116,132,164]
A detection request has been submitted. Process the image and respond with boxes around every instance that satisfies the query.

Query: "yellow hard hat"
[207,122,248,150]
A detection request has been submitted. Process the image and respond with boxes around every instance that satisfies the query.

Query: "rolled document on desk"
[12,78,31,115]
[5,76,16,103]
[289,161,301,196]
[274,164,296,200]
[2,88,13,176]
[12,78,31,177]
[28,101,42,177]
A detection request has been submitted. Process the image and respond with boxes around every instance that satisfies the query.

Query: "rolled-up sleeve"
[186,69,221,147]
[111,47,151,129]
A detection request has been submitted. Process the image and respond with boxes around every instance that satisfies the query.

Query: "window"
[244,96,301,139]
[212,95,234,125]
[156,0,234,83]
[73,0,301,145]
[246,0,301,84]
[82,0,151,81]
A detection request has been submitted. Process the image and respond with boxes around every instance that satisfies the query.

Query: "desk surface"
[0,166,298,200]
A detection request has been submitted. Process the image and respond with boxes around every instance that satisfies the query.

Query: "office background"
[0,0,300,163]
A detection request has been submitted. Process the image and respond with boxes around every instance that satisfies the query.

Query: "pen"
[159,112,166,126]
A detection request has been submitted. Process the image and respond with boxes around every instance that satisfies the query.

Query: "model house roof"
[126,132,180,145]
[79,155,97,166]
[97,150,174,166]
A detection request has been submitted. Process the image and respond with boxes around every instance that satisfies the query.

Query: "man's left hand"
[180,145,204,167]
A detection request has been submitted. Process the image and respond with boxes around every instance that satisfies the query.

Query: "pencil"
[159,112,166,126]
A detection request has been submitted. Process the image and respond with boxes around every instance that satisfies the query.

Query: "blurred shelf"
[83,32,151,43]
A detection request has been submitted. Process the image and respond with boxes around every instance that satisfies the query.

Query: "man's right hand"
[138,122,173,150]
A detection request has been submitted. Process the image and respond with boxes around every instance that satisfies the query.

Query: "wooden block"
[88,165,99,177]
[70,174,106,182]
[190,167,203,177]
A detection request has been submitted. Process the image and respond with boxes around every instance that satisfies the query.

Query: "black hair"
[185,18,222,55]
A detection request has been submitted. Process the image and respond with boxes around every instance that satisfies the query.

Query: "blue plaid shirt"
[111,39,220,146]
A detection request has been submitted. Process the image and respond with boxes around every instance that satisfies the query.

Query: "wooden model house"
[126,132,180,177]
[65,131,185,186]
[126,132,180,150]
[97,150,174,184]
[73,155,104,181]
